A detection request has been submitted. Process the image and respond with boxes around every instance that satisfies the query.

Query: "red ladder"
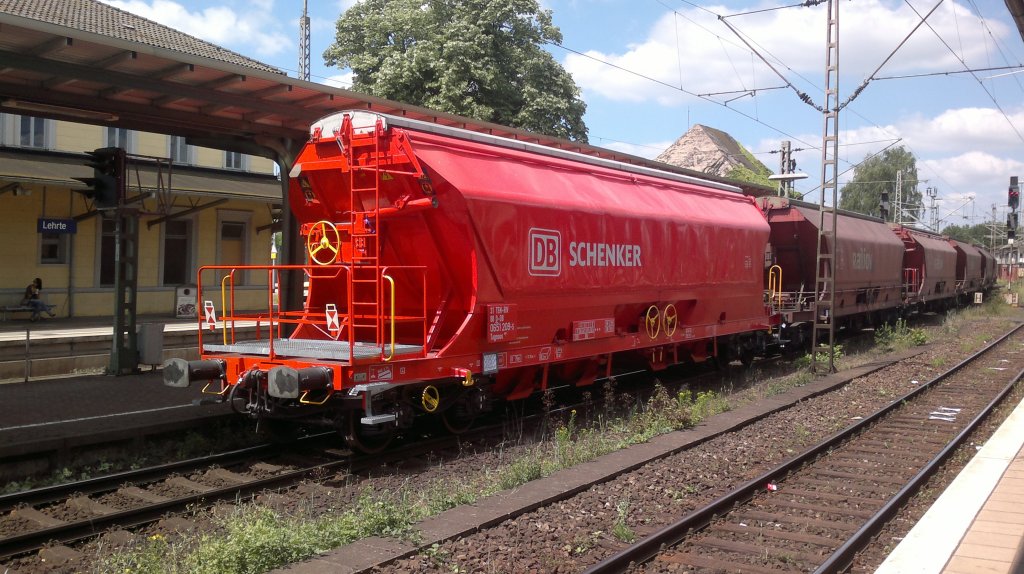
[342,115,387,360]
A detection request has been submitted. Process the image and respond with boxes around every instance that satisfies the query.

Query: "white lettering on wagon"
[528,227,642,276]
[851,250,873,271]
[568,242,642,268]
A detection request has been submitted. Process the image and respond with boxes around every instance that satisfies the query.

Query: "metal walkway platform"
[202,338,423,361]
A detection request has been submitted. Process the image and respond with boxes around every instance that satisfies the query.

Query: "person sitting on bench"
[23,277,55,321]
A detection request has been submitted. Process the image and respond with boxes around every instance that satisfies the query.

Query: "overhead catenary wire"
[874,64,1024,81]
[720,0,828,18]
[964,0,1024,94]
[903,0,1024,144]
[549,41,819,149]
[563,0,1011,206]
[716,15,824,112]
[555,4,941,199]
[675,0,995,203]
[840,0,946,110]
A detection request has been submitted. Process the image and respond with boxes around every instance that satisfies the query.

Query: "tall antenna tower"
[299,0,310,81]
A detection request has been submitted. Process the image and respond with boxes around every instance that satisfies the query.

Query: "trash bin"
[175,284,197,318]
[138,322,165,366]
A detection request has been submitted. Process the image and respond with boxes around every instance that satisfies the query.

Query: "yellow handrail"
[382,274,396,361]
[768,265,783,307]
[220,273,232,345]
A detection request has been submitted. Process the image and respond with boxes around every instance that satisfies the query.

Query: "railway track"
[0,344,846,570]
[0,438,345,561]
[0,359,718,568]
[585,324,1024,574]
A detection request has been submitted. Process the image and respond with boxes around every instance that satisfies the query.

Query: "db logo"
[528,228,561,276]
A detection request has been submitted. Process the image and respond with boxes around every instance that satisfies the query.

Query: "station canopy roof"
[0,0,774,196]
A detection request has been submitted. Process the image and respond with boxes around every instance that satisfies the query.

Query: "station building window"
[40,233,68,265]
[224,151,247,170]
[2,114,52,149]
[21,116,47,148]
[161,219,193,286]
[106,127,131,151]
[169,136,192,165]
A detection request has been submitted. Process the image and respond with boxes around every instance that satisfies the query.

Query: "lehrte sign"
[37,218,77,234]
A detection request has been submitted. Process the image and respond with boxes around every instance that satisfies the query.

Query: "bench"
[1,304,56,321]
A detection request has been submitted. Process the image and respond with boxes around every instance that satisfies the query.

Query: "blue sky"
[102,0,1024,233]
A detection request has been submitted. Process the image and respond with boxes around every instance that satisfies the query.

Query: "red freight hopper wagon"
[164,111,774,449]
[760,197,905,341]
[894,228,958,309]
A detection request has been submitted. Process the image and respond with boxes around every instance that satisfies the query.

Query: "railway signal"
[1010,176,1019,211]
[73,147,125,210]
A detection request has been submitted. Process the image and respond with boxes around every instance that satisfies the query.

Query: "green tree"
[839,147,920,222]
[324,0,588,142]
[942,223,992,247]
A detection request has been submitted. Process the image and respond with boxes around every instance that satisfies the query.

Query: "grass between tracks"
[97,288,1021,574]
[97,386,729,574]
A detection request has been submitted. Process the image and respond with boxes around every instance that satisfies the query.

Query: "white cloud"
[103,0,291,58]
[565,0,1012,105]
[747,102,1024,213]
[321,72,354,89]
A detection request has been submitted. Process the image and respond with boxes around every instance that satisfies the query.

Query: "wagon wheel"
[344,412,395,454]
[441,389,481,434]
[306,220,341,265]
[441,403,476,434]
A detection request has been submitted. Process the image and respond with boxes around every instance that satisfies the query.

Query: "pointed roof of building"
[656,124,771,181]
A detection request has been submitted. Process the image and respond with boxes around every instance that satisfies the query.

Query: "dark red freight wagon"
[894,228,959,309]
[760,197,905,339]
[949,239,983,296]
[164,110,775,450]
[978,246,998,290]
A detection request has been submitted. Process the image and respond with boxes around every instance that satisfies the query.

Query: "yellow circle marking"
[306,220,341,265]
[663,304,678,337]
[421,385,440,413]
[645,305,661,339]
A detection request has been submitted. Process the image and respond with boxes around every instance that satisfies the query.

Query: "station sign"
[37,218,77,234]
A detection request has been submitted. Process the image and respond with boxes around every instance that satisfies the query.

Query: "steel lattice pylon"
[298,0,310,81]
[811,0,840,375]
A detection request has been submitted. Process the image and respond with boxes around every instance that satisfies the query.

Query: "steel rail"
[815,364,1024,573]
[0,413,528,560]
[0,425,459,560]
[583,323,1023,574]
[0,442,278,513]
[0,457,351,560]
